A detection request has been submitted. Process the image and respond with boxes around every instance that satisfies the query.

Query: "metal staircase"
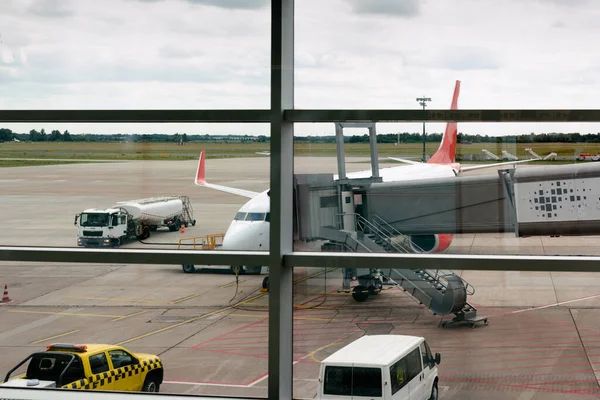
[178,196,195,226]
[320,213,487,328]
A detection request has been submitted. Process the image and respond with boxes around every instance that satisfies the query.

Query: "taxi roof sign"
[46,343,88,352]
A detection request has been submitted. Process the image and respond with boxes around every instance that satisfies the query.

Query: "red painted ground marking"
[441,348,596,359]
[191,317,268,350]
[486,293,600,318]
[442,377,600,397]
[441,368,600,380]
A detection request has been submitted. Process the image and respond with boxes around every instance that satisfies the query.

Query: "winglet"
[428,80,461,165]
[195,150,206,185]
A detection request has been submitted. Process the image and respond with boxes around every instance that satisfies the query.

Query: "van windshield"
[323,366,382,397]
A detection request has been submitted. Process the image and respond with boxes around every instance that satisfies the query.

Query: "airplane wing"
[460,158,542,172]
[388,157,422,165]
[195,151,260,199]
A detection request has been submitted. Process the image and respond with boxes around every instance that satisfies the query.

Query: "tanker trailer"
[75,196,196,247]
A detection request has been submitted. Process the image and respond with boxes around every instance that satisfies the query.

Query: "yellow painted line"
[171,294,201,304]
[220,280,245,288]
[111,310,148,322]
[65,296,167,304]
[31,330,80,345]
[8,310,121,318]
[296,291,348,296]
[308,341,344,363]
[294,268,338,285]
[117,292,267,346]
[229,313,330,322]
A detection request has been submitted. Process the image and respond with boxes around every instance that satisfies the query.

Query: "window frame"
[2,1,600,399]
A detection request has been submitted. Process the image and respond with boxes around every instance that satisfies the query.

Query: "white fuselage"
[221,163,459,252]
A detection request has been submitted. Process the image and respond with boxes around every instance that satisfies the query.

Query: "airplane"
[193,80,544,275]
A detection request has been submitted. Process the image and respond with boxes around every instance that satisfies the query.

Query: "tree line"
[1,128,600,144]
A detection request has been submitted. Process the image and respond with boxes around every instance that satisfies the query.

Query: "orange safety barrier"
[178,233,225,250]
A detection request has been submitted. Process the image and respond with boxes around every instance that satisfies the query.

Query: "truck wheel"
[182,264,196,273]
[142,374,160,393]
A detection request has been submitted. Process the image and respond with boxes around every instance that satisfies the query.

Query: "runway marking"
[65,296,165,304]
[8,310,122,318]
[116,292,267,346]
[111,310,148,322]
[228,313,331,321]
[487,293,600,317]
[171,294,201,304]
[31,330,80,344]
[308,341,345,363]
[220,280,245,288]
[65,295,199,305]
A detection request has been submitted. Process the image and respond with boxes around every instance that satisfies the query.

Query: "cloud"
[542,0,589,7]
[184,0,268,9]
[27,0,73,18]
[136,0,269,9]
[345,0,420,17]
[438,47,502,71]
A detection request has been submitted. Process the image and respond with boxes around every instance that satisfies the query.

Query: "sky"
[2,0,600,137]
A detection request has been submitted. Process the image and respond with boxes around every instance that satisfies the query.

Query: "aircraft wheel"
[352,286,369,302]
[182,264,196,273]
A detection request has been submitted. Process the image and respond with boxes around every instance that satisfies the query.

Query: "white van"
[317,335,441,400]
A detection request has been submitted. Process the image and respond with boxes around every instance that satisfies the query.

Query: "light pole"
[416,96,431,162]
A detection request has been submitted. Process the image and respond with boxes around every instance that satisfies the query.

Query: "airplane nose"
[222,222,265,251]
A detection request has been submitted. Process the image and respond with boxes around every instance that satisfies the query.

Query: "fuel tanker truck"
[74,196,196,247]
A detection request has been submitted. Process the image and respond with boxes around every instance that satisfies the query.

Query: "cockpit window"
[245,213,265,221]
[234,212,247,221]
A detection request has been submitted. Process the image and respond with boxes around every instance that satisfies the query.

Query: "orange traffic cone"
[180,223,185,234]
[1,284,10,303]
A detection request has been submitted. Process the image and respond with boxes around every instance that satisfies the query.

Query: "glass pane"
[0,260,269,396]
[0,124,269,254]
[293,266,600,399]
[0,1,270,109]
[296,1,600,111]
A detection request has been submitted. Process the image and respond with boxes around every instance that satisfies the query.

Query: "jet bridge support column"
[335,123,346,180]
[335,122,380,181]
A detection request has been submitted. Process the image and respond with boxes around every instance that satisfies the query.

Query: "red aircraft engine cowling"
[409,234,453,253]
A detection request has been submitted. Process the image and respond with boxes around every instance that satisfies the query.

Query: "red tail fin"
[195,150,206,185]
[427,80,461,164]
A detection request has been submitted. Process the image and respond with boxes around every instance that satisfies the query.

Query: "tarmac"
[2,156,600,399]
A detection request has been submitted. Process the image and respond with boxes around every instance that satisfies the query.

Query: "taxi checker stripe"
[63,358,162,390]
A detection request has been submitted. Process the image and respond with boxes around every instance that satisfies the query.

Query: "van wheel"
[429,382,438,400]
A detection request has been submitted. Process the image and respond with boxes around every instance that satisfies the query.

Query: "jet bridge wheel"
[352,286,369,302]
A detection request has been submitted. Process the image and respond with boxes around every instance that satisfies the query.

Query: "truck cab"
[75,208,130,247]
[318,335,441,400]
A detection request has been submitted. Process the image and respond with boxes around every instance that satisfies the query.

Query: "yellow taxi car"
[2,343,163,392]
